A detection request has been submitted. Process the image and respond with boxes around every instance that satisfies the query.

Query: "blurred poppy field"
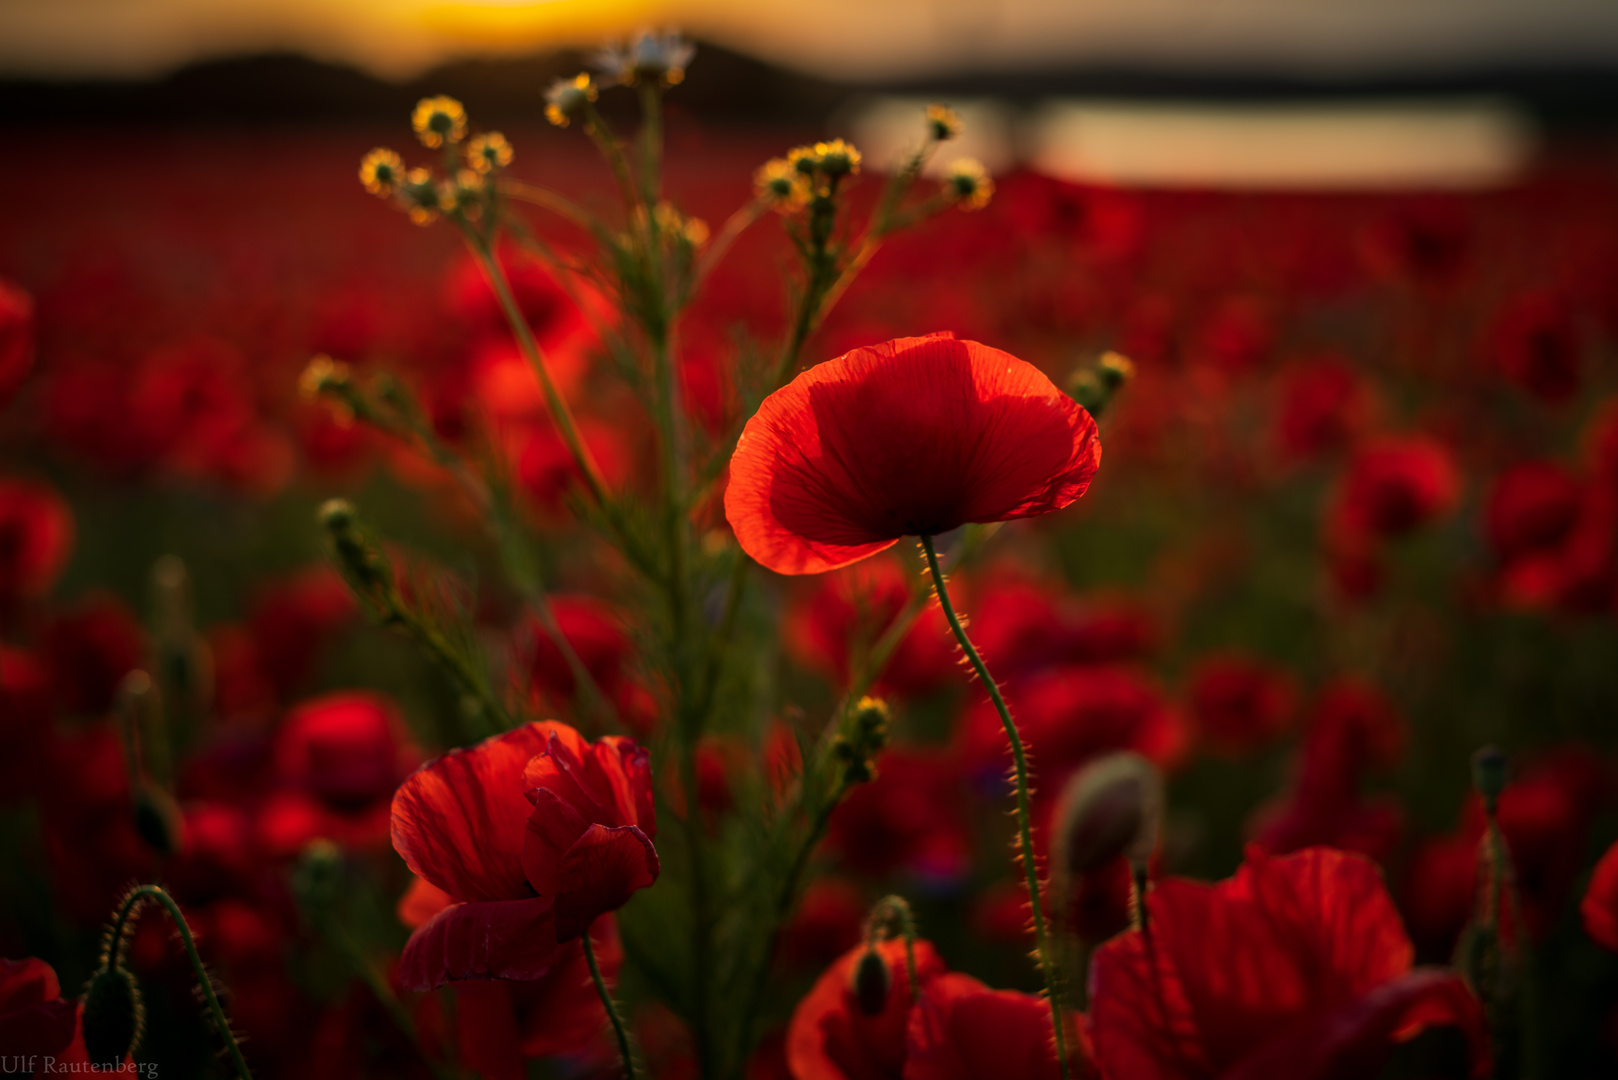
[3,55,1618,1079]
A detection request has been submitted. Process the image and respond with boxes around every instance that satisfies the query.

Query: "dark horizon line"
[2,41,1617,130]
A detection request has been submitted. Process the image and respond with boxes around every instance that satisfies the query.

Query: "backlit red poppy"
[1088,846,1489,1080]
[390,720,657,987]
[725,333,1101,575]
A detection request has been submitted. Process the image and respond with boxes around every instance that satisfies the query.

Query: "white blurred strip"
[1025,98,1537,190]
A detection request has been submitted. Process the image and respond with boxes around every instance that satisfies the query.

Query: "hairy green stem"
[584,925,637,1080]
[109,885,253,1080]
[920,535,1070,1080]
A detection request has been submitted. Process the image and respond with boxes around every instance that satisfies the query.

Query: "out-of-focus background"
[3,2,1618,1077]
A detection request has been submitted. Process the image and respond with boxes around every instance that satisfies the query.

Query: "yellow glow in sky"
[2,0,1618,82]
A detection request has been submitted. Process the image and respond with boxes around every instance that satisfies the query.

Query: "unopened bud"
[132,787,184,856]
[850,949,890,1016]
[319,498,355,533]
[1472,746,1508,812]
[1052,752,1163,878]
[81,965,143,1068]
[1098,351,1134,390]
[292,839,344,920]
[853,696,890,737]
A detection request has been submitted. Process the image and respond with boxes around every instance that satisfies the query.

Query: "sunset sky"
[4,0,1618,82]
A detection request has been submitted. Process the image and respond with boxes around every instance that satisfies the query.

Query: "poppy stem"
[583,924,637,1080]
[106,885,254,1080]
[919,535,1072,1080]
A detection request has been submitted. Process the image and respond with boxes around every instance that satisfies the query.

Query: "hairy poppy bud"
[850,948,890,1016]
[1052,752,1162,878]
[81,964,143,1068]
[1471,745,1508,812]
[132,785,184,856]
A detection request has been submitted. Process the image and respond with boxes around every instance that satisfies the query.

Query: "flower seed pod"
[1052,752,1163,879]
[850,948,891,1016]
[81,964,143,1068]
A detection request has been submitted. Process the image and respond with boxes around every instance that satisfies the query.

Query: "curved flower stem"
[495,179,595,231]
[109,885,253,1080]
[466,232,609,507]
[583,925,637,1080]
[919,535,1070,1080]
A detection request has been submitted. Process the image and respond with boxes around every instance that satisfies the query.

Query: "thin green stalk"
[583,102,642,219]
[468,234,610,507]
[109,885,253,1080]
[584,925,637,1080]
[495,178,594,231]
[920,535,1071,1080]
[638,82,663,209]
[385,604,507,737]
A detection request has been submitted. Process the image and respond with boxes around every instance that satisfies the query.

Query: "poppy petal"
[398,895,560,990]
[392,722,555,903]
[1222,969,1489,1080]
[788,938,947,1080]
[551,822,660,941]
[904,972,1067,1080]
[727,333,1100,575]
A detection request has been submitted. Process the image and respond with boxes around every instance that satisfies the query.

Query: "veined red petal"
[398,895,560,990]
[1222,969,1488,1080]
[391,722,555,903]
[903,972,1068,1080]
[1089,846,1421,1079]
[788,938,947,1080]
[550,822,659,941]
[726,333,1100,575]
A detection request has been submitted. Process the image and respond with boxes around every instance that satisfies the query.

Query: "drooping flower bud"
[850,948,891,1016]
[1052,752,1163,878]
[132,785,184,856]
[81,964,143,1068]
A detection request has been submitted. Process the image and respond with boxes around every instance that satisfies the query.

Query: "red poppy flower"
[1584,840,1618,952]
[0,477,74,604]
[1249,679,1407,865]
[0,278,34,408]
[1331,436,1460,540]
[274,691,418,810]
[390,720,657,988]
[0,956,87,1065]
[725,333,1101,575]
[1491,291,1581,403]
[824,749,973,884]
[1273,355,1371,463]
[784,556,956,698]
[1088,846,1489,1080]
[906,972,1074,1080]
[787,937,947,1080]
[40,593,145,718]
[1485,461,1582,566]
[1189,652,1297,757]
